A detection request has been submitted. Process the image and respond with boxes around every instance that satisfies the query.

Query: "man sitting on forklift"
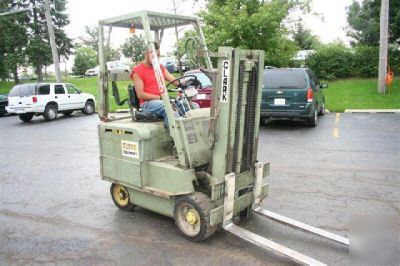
[130,42,178,126]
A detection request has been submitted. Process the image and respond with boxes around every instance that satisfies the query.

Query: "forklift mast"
[210,47,264,179]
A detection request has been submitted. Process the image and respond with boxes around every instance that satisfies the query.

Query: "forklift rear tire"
[174,192,217,242]
[110,183,135,211]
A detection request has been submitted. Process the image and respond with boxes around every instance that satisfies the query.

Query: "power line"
[0,4,42,16]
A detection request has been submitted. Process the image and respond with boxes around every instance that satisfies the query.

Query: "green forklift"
[97,10,348,265]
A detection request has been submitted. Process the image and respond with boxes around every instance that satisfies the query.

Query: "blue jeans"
[142,100,168,127]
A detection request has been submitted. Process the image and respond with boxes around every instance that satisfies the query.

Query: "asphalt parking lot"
[0,112,399,265]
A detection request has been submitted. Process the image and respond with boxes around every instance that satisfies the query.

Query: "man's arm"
[132,73,161,101]
[164,69,179,86]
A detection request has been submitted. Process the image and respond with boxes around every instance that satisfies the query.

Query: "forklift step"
[254,207,349,246]
[224,223,327,266]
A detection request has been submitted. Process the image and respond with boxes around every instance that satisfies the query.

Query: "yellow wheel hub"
[113,185,129,206]
[185,209,199,225]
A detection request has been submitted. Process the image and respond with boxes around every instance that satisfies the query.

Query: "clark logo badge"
[121,140,139,159]
[221,60,230,102]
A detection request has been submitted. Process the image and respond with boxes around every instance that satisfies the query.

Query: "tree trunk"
[36,65,43,82]
[13,67,19,84]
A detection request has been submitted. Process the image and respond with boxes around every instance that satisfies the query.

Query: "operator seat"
[111,81,162,122]
[126,85,162,122]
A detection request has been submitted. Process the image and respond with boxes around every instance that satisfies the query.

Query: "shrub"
[388,48,400,75]
[305,43,355,80]
[354,46,379,78]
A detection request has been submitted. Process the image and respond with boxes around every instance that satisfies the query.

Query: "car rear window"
[8,84,37,97]
[37,84,50,95]
[185,72,212,88]
[263,69,307,89]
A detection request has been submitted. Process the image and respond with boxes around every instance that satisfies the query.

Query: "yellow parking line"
[335,113,340,124]
[333,113,340,138]
[333,128,340,138]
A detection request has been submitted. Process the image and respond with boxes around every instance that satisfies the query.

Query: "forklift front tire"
[174,192,217,242]
[110,183,135,211]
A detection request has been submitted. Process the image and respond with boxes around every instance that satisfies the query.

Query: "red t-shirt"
[130,63,167,104]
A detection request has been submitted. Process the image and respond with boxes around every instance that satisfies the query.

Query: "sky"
[65,0,354,48]
[58,0,354,71]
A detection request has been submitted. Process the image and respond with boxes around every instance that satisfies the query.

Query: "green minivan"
[261,67,327,127]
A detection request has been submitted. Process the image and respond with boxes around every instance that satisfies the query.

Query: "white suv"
[6,83,96,122]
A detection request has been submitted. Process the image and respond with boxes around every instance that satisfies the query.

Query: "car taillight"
[32,96,37,103]
[307,88,313,103]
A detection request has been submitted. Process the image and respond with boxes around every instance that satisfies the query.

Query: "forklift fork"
[222,162,349,266]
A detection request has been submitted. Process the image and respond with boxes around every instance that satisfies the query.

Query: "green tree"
[0,0,29,82]
[292,21,320,50]
[20,0,73,81]
[79,25,120,62]
[346,0,400,46]
[78,26,99,51]
[121,35,146,63]
[200,0,310,67]
[107,47,120,62]
[72,46,97,76]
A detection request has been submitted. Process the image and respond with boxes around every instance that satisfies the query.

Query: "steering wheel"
[166,75,201,91]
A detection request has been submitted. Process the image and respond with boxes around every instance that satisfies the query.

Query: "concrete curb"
[344,109,400,113]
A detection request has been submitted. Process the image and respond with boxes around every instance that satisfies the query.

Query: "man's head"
[144,42,160,66]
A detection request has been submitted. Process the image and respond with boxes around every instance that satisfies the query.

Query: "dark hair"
[152,42,160,50]
[143,42,160,54]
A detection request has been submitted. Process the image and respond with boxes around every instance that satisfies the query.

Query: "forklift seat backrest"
[112,81,128,106]
[127,84,140,110]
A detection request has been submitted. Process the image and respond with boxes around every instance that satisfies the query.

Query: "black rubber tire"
[307,108,318,127]
[19,113,34,122]
[62,110,74,116]
[318,101,325,116]
[174,192,217,242]
[82,101,95,115]
[43,104,58,121]
[260,117,268,126]
[110,183,135,211]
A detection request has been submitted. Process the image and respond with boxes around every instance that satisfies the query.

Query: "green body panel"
[175,109,211,168]
[141,160,195,194]
[127,187,175,218]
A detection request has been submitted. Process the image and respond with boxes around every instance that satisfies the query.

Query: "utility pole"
[378,0,389,94]
[43,0,61,82]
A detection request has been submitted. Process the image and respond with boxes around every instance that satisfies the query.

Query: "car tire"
[82,101,95,115]
[43,104,58,121]
[174,192,217,242]
[260,117,268,126]
[307,108,318,127]
[110,183,135,211]
[19,113,34,122]
[62,110,74,116]
[318,101,325,116]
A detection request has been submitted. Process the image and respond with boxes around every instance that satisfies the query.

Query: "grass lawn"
[1,76,399,112]
[323,77,400,112]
